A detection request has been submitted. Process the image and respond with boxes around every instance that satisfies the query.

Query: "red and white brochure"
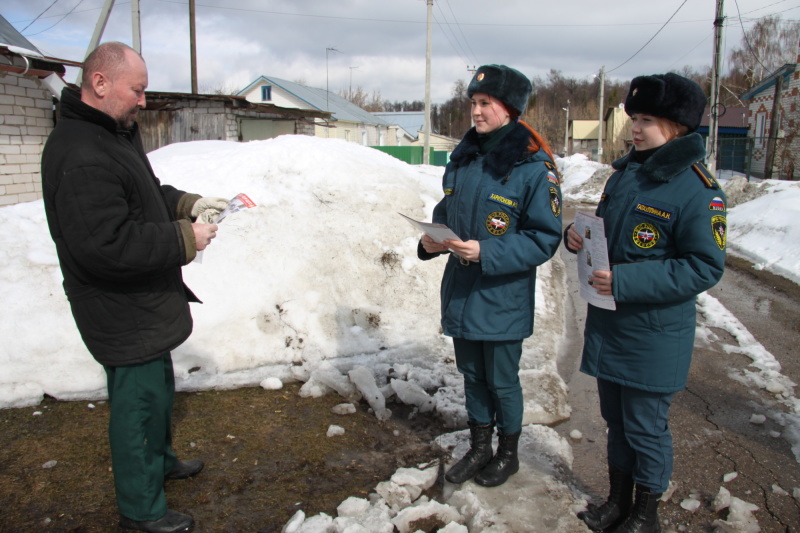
[214,193,256,224]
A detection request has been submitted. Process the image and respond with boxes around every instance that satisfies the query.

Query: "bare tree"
[727,15,800,90]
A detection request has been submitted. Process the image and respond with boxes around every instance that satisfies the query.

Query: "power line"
[432,6,472,68]
[607,0,689,74]
[442,0,478,66]
[19,0,61,33]
[24,0,86,37]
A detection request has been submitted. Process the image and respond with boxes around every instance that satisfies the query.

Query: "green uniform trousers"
[453,338,524,435]
[104,352,178,521]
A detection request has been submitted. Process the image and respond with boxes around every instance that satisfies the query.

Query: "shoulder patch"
[544,160,561,182]
[691,163,720,190]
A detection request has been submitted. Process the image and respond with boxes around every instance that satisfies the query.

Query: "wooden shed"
[138,92,331,153]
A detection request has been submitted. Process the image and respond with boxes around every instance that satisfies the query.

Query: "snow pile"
[0,137,572,435]
[724,178,800,285]
[555,153,609,204]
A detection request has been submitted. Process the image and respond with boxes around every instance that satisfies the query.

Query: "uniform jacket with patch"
[419,121,563,340]
[41,87,202,367]
[578,133,727,392]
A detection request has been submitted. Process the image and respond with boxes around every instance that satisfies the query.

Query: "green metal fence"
[370,146,450,166]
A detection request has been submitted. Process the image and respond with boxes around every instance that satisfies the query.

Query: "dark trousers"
[104,353,178,521]
[597,378,676,493]
[453,338,524,434]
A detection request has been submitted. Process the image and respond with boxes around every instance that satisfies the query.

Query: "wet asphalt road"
[555,205,800,532]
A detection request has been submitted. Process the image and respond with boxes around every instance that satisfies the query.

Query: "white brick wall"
[745,69,800,179]
[0,72,55,206]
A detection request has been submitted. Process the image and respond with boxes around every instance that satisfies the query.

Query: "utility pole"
[562,100,570,156]
[707,0,724,174]
[76,0,115,84]
[189,0,198,94]
[131,0,141,53]
[597,66,605,163]
[764,72,784,179]
[423,0,433,165]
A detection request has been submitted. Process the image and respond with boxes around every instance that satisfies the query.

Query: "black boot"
[165,459,204,480]
[577,464,634,532]
[119,509,193,533]
[609,484,662,533]
[474,431,520,487]
[445,422,494,484]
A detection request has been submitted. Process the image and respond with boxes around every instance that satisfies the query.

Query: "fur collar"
[449,121,542,180]
[612,133,706,182]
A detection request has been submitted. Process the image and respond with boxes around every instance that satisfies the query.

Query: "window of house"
[261,85,272,102]
[755,112,766,147]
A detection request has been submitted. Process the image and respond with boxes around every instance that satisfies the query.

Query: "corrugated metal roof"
[252,76,389,126]
[372,112,424,140]
[0,15,41,54]
[699,106,748,129]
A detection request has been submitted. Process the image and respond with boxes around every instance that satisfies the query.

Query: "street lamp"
[562,100,570,157]
[325,47,341,111]
[597,66,605,162]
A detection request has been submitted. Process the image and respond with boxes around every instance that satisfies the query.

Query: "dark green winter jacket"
[419,121,563,340]
[578,133,727,392]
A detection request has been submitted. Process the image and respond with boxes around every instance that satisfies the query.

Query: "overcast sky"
[3,0,799,104]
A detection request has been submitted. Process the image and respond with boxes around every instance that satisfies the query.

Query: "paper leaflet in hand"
[194,193,256,264]
[214,193,257,224]
[398,213,461,243]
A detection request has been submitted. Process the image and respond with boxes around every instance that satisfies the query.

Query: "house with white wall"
[0,15,70,206]
[371,111,457,152]
[238,76,392,146]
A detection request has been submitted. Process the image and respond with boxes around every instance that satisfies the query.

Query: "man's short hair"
[81,42,140,90]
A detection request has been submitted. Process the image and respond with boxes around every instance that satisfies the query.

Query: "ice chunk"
[281,510,305,533]
[327,425,345,437]
[680,497,701,512]
[390,379,435,413]
[260,377,283,390]
[311,361,361,402]
[391,463,439,492]
[391,499,462,533]
[331,403,357,415]
[723,472,738,483]
[349,366,391,420]
[336,496,371,517]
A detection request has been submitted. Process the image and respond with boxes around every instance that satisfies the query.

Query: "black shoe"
[577,464,634,531]
[119,509,193,533]
[474,431,520,487]
[609,484,662,533]
[165,459,204,480]
[444,422,494,484]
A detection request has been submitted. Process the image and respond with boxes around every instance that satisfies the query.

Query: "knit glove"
[191,197,229,224]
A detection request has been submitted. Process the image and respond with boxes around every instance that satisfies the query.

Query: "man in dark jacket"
[41,42,226,533]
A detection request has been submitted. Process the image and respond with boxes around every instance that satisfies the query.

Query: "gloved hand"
[191,197,229,224]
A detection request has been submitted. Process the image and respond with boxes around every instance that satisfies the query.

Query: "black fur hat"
[467,64,532,115]
[624,73,707,132]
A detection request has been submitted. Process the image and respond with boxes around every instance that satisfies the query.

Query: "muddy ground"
[0,384,447,532]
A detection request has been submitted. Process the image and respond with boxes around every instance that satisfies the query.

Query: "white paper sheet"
[574,211,616,311]
[398,213,461,243]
